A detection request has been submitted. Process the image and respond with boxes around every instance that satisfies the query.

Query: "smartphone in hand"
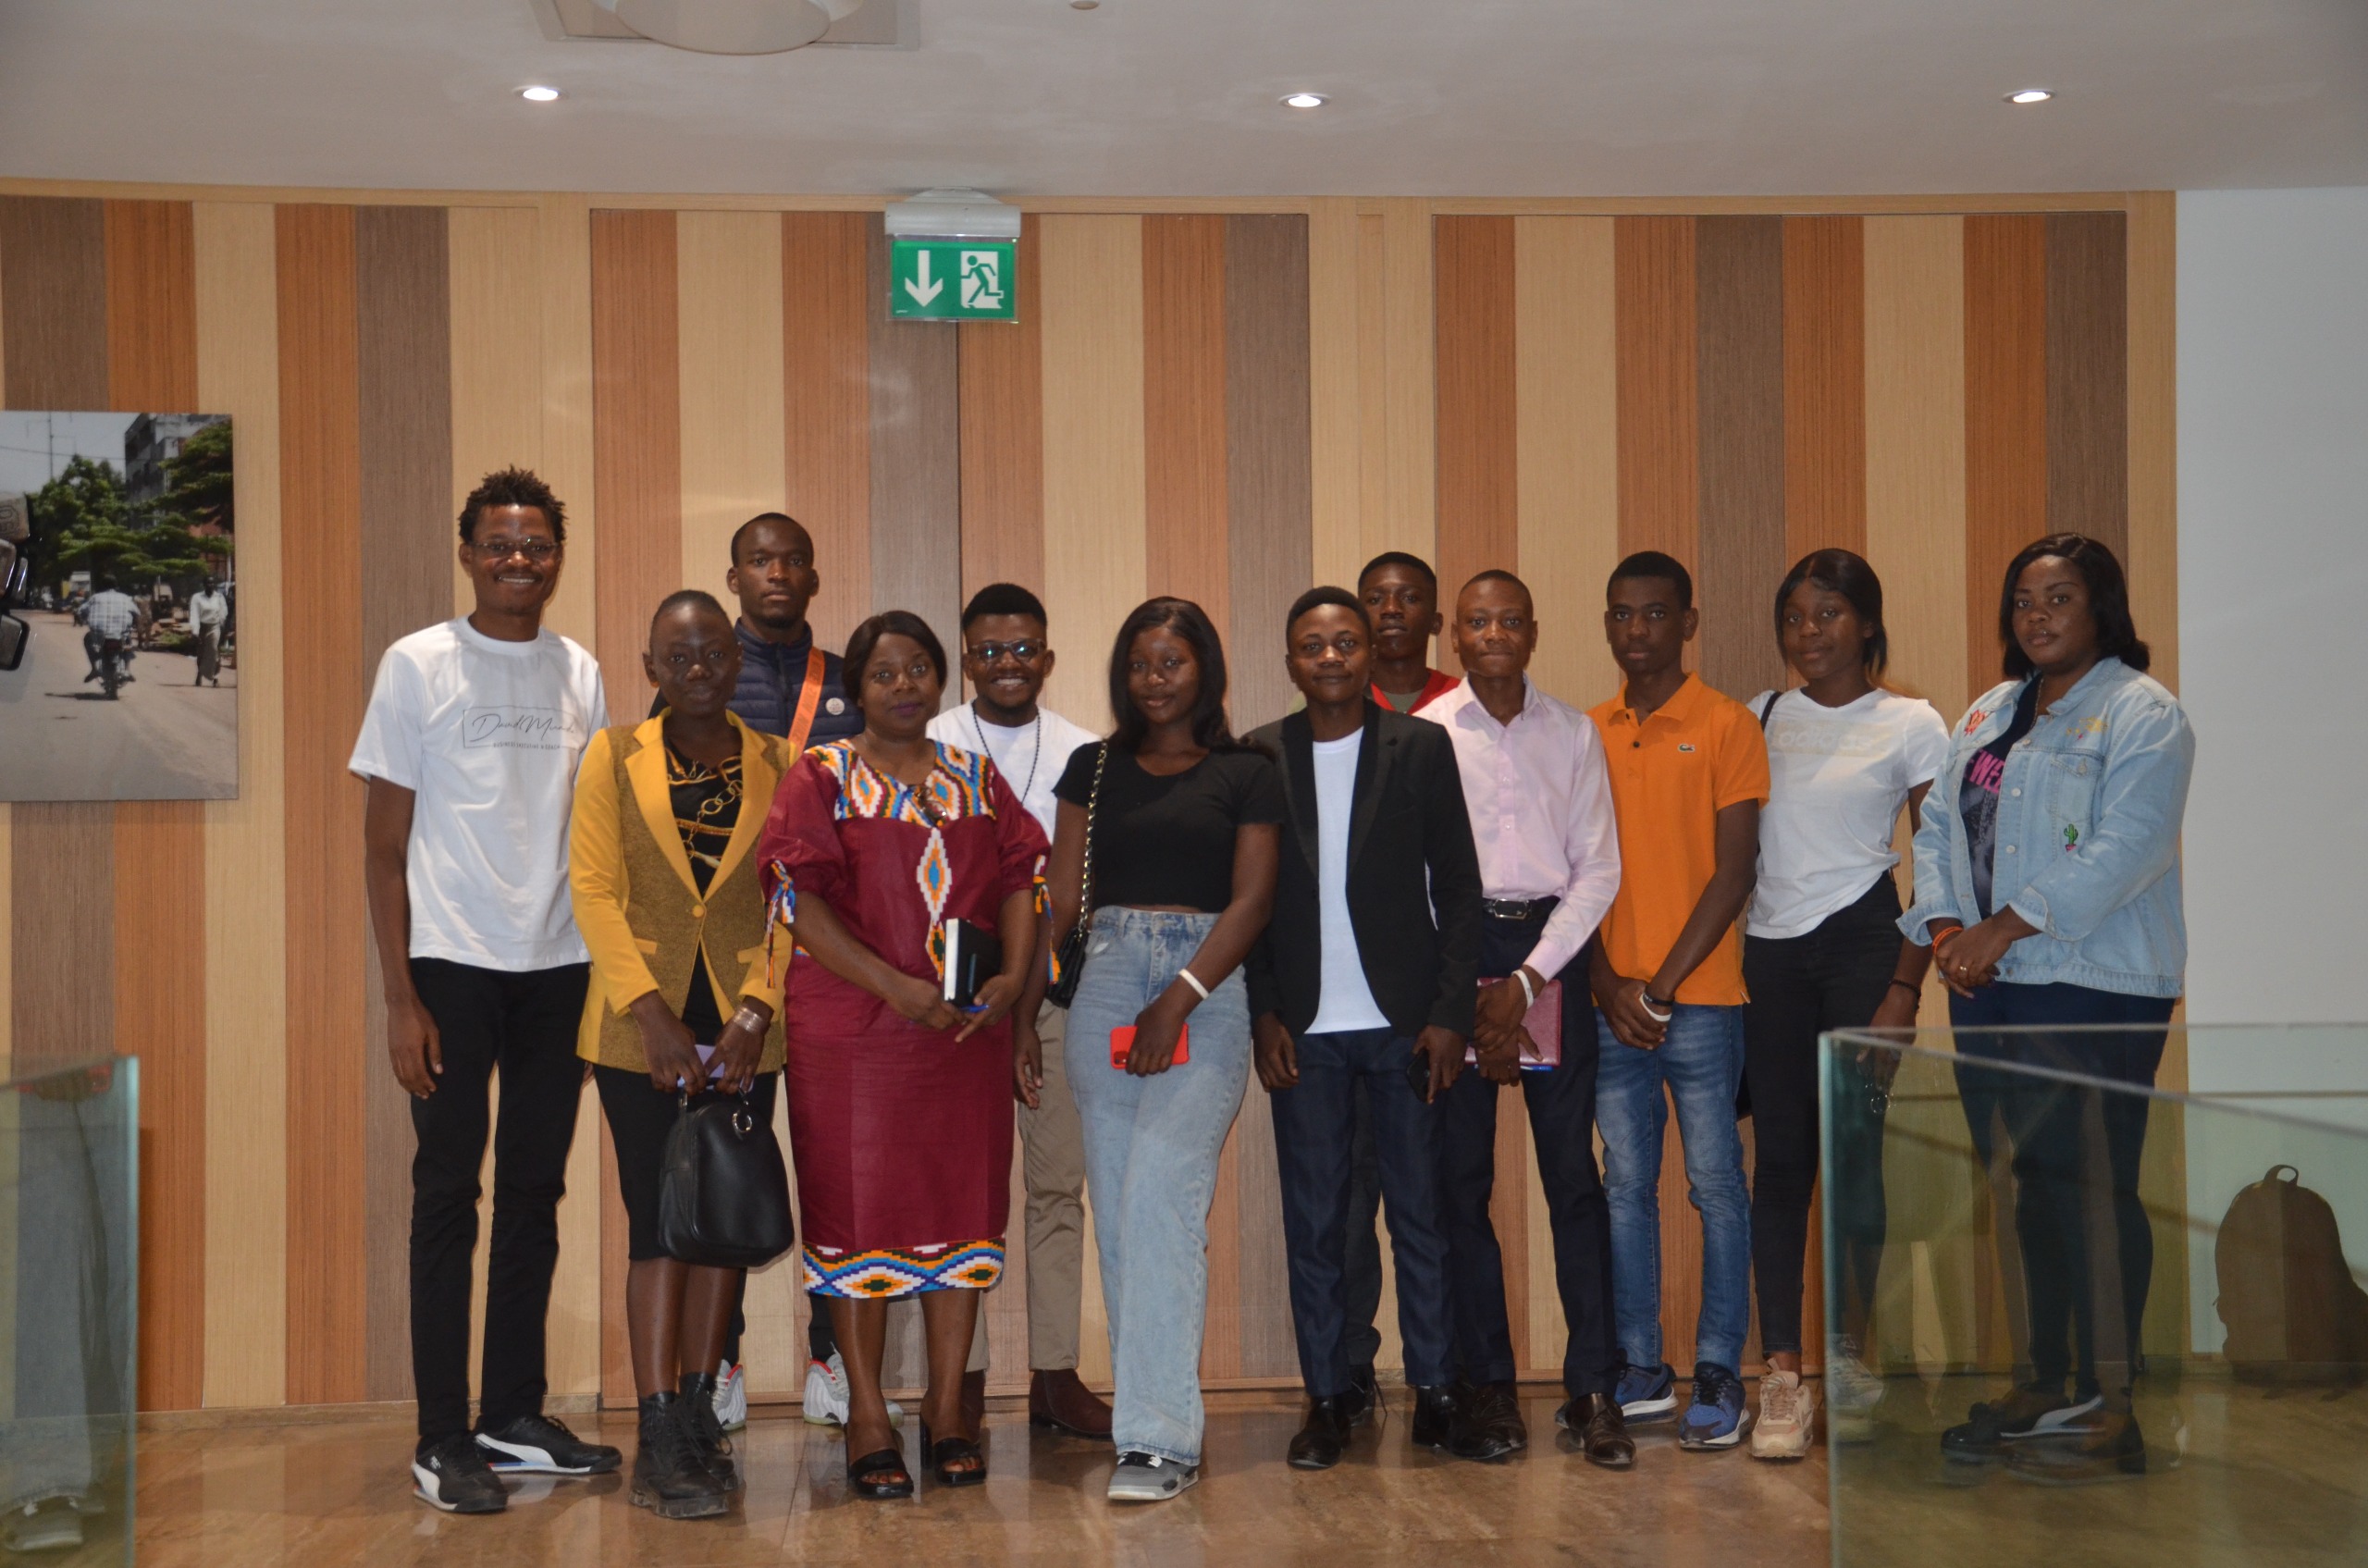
[1110,1024,1190,1068]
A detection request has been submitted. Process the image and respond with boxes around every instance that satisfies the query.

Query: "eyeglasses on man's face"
[472,537,559,562]
[966,639,1044,664]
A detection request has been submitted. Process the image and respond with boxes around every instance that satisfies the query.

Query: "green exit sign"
[889,239,1017,321]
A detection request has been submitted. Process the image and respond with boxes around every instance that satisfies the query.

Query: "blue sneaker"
[1615,1362,1678,1423]
[1679,1362,1751,1451]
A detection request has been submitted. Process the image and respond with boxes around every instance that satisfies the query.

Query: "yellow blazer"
[570,711,789,1073]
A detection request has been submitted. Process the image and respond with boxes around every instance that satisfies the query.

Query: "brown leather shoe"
[1559,1392,1634,1470]
[1030,1367,1115,1440]
[961,1369,987,1433]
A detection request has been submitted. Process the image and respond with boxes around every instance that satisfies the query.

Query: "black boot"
[1288,1395,1353,1470]
[677,1373,742,1492]
[1410,1385,1457,1452]
[631,1394,728,1520]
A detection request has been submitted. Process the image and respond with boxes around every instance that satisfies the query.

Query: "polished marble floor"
[130,1387,1833,1568]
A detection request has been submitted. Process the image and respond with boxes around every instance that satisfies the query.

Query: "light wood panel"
[781,211,871,653]
[1614,216,1699,572]
[588,208,680,725]
[956,213,1043,619]
[676,211,786,610]
[866,223,964,661]
[1432,215,1517,653]
[1693,215,1787,700]
[1962,215,2048,694]
[1376,198,1437,565]
[447,207,541,610]
[1304,197,1363,592]
[536,193,600,651]
[193,197,289,1409]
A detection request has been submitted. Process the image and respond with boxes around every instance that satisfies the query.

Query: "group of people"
[352,464,2192,1517]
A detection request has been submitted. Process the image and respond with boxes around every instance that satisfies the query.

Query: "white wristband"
[1513,969,1537,1010]
[1636,990,1673,1024]
[1176,967,1211,1003]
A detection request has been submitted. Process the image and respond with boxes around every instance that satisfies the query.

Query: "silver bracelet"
[1176,967,1211,1003]
[1513,969,1537,1010]
[731,1004,770,1034]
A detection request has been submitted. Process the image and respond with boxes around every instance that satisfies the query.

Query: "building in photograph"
[124,413,223,505]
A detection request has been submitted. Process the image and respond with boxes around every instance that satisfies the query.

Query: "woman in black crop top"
[1044,597,1280,1500]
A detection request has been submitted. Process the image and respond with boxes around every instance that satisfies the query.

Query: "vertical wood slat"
[1693,216,1788,702]
[1431,215,1517,666]
[1614,216,1700,573]
[1782,216,1868,562]
[865,222,963,662]
[103,197,210,1413]
[276,204,368,1405]
[1377,200,1437,566]
[956,213,1042,623]
[2123,192,2177,695]
[1304,197,1363,592]
[1141,216,1231,629]
[782,211,872,655]
[676,213,786,626]
[2044,212,2128,559]
[354,205,453,1403]
[1963,216,2049,694]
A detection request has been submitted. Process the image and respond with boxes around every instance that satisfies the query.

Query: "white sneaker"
[1106,1451,1199,1502]
[1750,1370,1816,1461]
[713,1360,747,1433]
[1826,1339,1886,1443]
[800,1352,906,1427]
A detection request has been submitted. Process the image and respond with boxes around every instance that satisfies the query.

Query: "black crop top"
[1053,743,1285,913]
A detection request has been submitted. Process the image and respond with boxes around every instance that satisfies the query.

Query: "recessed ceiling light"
[1070,1,1100,9]
[521,85,561,103]
[2005,88,2054,105]
[1282,92,1327,109]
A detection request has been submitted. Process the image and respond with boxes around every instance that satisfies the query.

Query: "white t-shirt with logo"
[1745,685,1952,940]
[1306,731,1391,1035]
[927,702,1099,842]
[349,618,608,969]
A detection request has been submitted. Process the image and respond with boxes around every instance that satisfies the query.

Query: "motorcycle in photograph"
[96,635,127,699]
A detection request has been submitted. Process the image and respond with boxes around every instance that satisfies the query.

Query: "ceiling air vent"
[533,0,907,51]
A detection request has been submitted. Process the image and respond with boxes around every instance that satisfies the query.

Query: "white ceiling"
[3,0,2363,197]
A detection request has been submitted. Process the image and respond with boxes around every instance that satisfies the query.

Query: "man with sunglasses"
[926,582,1111,1438]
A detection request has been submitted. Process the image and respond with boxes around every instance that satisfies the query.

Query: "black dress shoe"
[1410,1385,1456,1452]
[1344,1363,1380,1426]
[1558,1392,1634,1470]
[1449,1380,1528,1463]
[1288,1396,1353,1470]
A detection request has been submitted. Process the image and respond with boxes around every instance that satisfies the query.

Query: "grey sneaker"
[1,1500,84,1552]
[1106,1451,1200,1502]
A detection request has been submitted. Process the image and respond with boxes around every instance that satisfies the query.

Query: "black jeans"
[1951,982,2174,1400]
[1437,909,1619,1397]
[1339,1092,1385,1372]
[407,957,589,1442]
[1270,1028,1454,1394]
[1740,875,1902,1355]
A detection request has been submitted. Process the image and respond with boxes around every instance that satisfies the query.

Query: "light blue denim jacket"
[1900,656,2192,997]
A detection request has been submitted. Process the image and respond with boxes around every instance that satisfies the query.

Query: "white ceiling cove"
[2,0,2363,196]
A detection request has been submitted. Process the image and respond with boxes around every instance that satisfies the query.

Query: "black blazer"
[1244,702,1484,1040]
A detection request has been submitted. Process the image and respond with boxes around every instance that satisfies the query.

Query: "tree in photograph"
[163,419,233,536]
[29,454,219,590]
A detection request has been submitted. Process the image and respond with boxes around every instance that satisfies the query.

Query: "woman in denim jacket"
[1900,533,2193,1486]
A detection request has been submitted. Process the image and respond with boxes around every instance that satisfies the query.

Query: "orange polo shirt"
[1587,673,1770,1006]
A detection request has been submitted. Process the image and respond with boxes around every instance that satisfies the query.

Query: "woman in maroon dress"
[758,610,1043,1499]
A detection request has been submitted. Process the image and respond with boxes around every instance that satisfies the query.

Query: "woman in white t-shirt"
[1740,549,1950,1460]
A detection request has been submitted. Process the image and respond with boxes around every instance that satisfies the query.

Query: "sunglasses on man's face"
[966,640,1044,664]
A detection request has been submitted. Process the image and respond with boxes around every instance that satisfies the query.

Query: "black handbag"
[658,1089,796,1269]
[1044,741,1107,1009]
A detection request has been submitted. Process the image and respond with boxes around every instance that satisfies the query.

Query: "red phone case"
[1110,1024,1190,1067]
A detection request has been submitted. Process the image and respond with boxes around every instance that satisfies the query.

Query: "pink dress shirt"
[1420,677,1622,982]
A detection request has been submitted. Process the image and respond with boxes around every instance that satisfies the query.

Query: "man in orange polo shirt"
[1585,550,1769,1453]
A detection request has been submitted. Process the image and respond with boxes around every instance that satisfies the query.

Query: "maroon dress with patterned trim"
[758,739,1047,1298]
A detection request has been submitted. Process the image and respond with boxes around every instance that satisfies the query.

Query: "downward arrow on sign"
[903,251,944,306]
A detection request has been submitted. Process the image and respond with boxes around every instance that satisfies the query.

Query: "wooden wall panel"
[103,196,208,1413]
[2044,212,2128,558]
[194,198,289,1408]
[1305,198,1363,591]
[677,213,786,619]
[1377,200,1437,566]
[0,196,107,407]
[782,211,871,654]
[1694,216,1788,701]
[447,207,542,611]
[1963,216,2048,694]
[1782,216,1868,562]
[1432,215,1517,660]
[589,209,680,725]
[1222,214,1314,735]
[865,224,963,663]
[956,214,1042,621]
[276,203,368,1405]
[2124,192,2177,695]
[1141,216,1230,626]
[1614,216,1700,573]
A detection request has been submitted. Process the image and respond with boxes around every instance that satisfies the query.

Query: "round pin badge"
[825,697,845,715]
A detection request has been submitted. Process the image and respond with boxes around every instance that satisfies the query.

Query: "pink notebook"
[1464,978,1562,1070]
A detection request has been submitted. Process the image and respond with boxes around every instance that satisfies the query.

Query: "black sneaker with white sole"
[414,1433,508,1514]
[475,1414,623,1476]
[1106,1451,1200,1502]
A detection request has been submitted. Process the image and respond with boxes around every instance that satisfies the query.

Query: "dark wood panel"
[957,214,1044,627]
[1694,215,1787,702]
[1963,216,2048,689]
[782,211,872,654]
[0,196,107,407]
[589,209,681,725]
[1782,215,1867,562]
[1613,216,1699,572]
[865,224,963,665]
[1141,216,1230,631]
[1222,214,1314,740]
[2045,212,2128,561]
[354,204,453,1403]
[1432,215,1517,673]
[276,203,369,1405]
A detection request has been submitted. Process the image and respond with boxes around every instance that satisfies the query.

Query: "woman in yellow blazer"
[570,589,789,1521]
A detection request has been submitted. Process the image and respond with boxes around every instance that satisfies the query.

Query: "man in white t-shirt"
[925,583,1107,1438]
[349,467,621,1514]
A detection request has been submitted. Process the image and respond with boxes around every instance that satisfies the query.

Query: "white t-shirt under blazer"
[349,617,609,970]
[1745,685,1951,941]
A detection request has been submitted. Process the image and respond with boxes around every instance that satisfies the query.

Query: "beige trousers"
[967,1002,1086,1374]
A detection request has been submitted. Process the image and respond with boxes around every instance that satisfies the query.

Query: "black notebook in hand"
[941,919,1004,1011]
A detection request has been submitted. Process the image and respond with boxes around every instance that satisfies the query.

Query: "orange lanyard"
[783,646,828,755]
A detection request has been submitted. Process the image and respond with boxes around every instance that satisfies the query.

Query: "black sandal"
[919,1422,988,1488]
[846,1446,914,1500]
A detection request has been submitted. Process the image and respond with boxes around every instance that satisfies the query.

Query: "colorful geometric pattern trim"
[810,739,999,828]
[802,1238,1007,1299]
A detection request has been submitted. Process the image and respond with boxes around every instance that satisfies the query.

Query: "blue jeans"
[1269,1029,1453,1395]
[1595,1004,1751,1375]
[1066,907,1252,1465]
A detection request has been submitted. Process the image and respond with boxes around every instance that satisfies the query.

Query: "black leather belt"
[1482,897,1554,921]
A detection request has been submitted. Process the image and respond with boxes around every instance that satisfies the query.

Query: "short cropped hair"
[1286,585,1370,639]
[1358,550,1438,592]
[1997,534,2151,677]
[650,588,730,637]
[1607,549,1692,611]
[961,582,1049,630]
[729,512,809,566]
[459,466,566,545]
[844,610,948,691]
[1461,567,1530,601]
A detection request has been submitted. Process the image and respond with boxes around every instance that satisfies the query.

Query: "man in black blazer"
[1246,586,1484,1471]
